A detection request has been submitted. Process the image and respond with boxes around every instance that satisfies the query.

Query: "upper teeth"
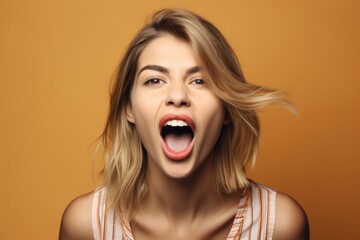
[164,120,188,127]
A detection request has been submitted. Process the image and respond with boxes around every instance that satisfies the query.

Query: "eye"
[144,78,164,85]
[190,78,205,85]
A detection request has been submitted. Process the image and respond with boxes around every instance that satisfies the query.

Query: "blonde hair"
[101,8,293,217]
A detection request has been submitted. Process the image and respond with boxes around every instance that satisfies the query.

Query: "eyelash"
[143,78,205,86]
[144,78,164,85]
[190,78,205,85]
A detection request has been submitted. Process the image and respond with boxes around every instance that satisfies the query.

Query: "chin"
[158,159,195,179]
[161,157,206,180]
[165,170,194,179]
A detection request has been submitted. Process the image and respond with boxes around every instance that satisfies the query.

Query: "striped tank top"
[92,181,276,240]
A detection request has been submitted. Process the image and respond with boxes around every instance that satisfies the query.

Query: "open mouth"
[161,120,194,152]
[159,115,195,160]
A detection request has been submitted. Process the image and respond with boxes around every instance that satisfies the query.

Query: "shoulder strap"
[240,181,276,240]
[92,188,123,240]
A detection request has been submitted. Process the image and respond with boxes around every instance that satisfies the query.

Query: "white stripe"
[250,184,261,240]
[260,188,268,239]
[99,189,106,239]
[106,208,114,239]
[114,214,123,240]
[92,189,101,240]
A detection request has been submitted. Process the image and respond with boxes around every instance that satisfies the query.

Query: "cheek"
[131,91,153,119]
[130,97,160,146]
[204,107,225,136]
[130,84,164,116]
[195,107,225,162]
[201,95,225,125]
[197,97,226,143]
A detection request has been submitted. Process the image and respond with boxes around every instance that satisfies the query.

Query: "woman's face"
[127,34,227,179]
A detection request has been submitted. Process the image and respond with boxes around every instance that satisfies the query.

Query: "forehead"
[137,34,200,71]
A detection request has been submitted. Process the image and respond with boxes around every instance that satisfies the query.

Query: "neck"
[143,157,222,222]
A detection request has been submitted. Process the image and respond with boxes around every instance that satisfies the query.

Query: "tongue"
[164,133,192,152]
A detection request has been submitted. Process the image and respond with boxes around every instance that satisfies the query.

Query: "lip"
[159,114,195,161]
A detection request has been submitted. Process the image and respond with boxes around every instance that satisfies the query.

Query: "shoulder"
[273,191,309,240]
[59,191,95,240]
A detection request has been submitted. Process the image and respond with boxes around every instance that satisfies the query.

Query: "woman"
[60,8,309,240]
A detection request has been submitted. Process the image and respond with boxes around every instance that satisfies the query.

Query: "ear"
[126,103,135,124]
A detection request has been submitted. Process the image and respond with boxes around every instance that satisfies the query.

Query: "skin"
[59,34,309,240]
[127,34,227,179]
[126,34,238,239]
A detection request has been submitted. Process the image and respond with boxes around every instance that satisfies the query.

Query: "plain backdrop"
[1,0,359,239]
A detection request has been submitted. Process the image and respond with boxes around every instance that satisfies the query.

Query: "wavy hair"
[101,8,294,217]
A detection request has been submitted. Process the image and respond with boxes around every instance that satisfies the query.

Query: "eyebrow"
[138,65,200,77]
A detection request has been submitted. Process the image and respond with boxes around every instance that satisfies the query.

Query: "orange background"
[1,0,359,239]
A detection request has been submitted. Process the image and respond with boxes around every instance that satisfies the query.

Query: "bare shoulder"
[59,191,94,240]
[273,192,309,240]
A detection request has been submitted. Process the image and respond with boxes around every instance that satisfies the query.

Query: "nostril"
[164,84,190,107]
[166,99,190,107]
[180,101,190,107]
[165,95,190,107]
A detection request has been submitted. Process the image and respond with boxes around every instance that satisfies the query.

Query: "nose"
[165,82,190,107]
